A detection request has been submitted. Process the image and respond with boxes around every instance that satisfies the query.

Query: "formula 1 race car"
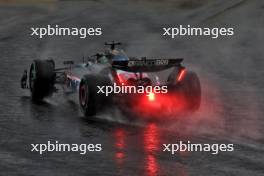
[21,41,201,118]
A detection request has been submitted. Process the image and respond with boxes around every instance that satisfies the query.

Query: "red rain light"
[147,92,155,101]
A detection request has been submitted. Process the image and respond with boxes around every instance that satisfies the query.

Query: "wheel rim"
[80,84,88,106]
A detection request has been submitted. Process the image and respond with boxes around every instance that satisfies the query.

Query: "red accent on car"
[117,74,126,85]
[177,69,186,82]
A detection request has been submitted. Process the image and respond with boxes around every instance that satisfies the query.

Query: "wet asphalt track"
[0,0,264,175]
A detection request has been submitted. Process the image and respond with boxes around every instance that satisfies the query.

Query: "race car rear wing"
[112,58,183,72]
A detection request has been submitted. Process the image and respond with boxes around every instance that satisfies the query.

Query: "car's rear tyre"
[29,59,55,101]
[79,75,112,117]
[178,71,201,111]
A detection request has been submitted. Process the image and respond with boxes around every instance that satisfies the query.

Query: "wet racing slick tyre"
[79,75,112,117]
[178,71,201,112]
[29,59,55,101]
